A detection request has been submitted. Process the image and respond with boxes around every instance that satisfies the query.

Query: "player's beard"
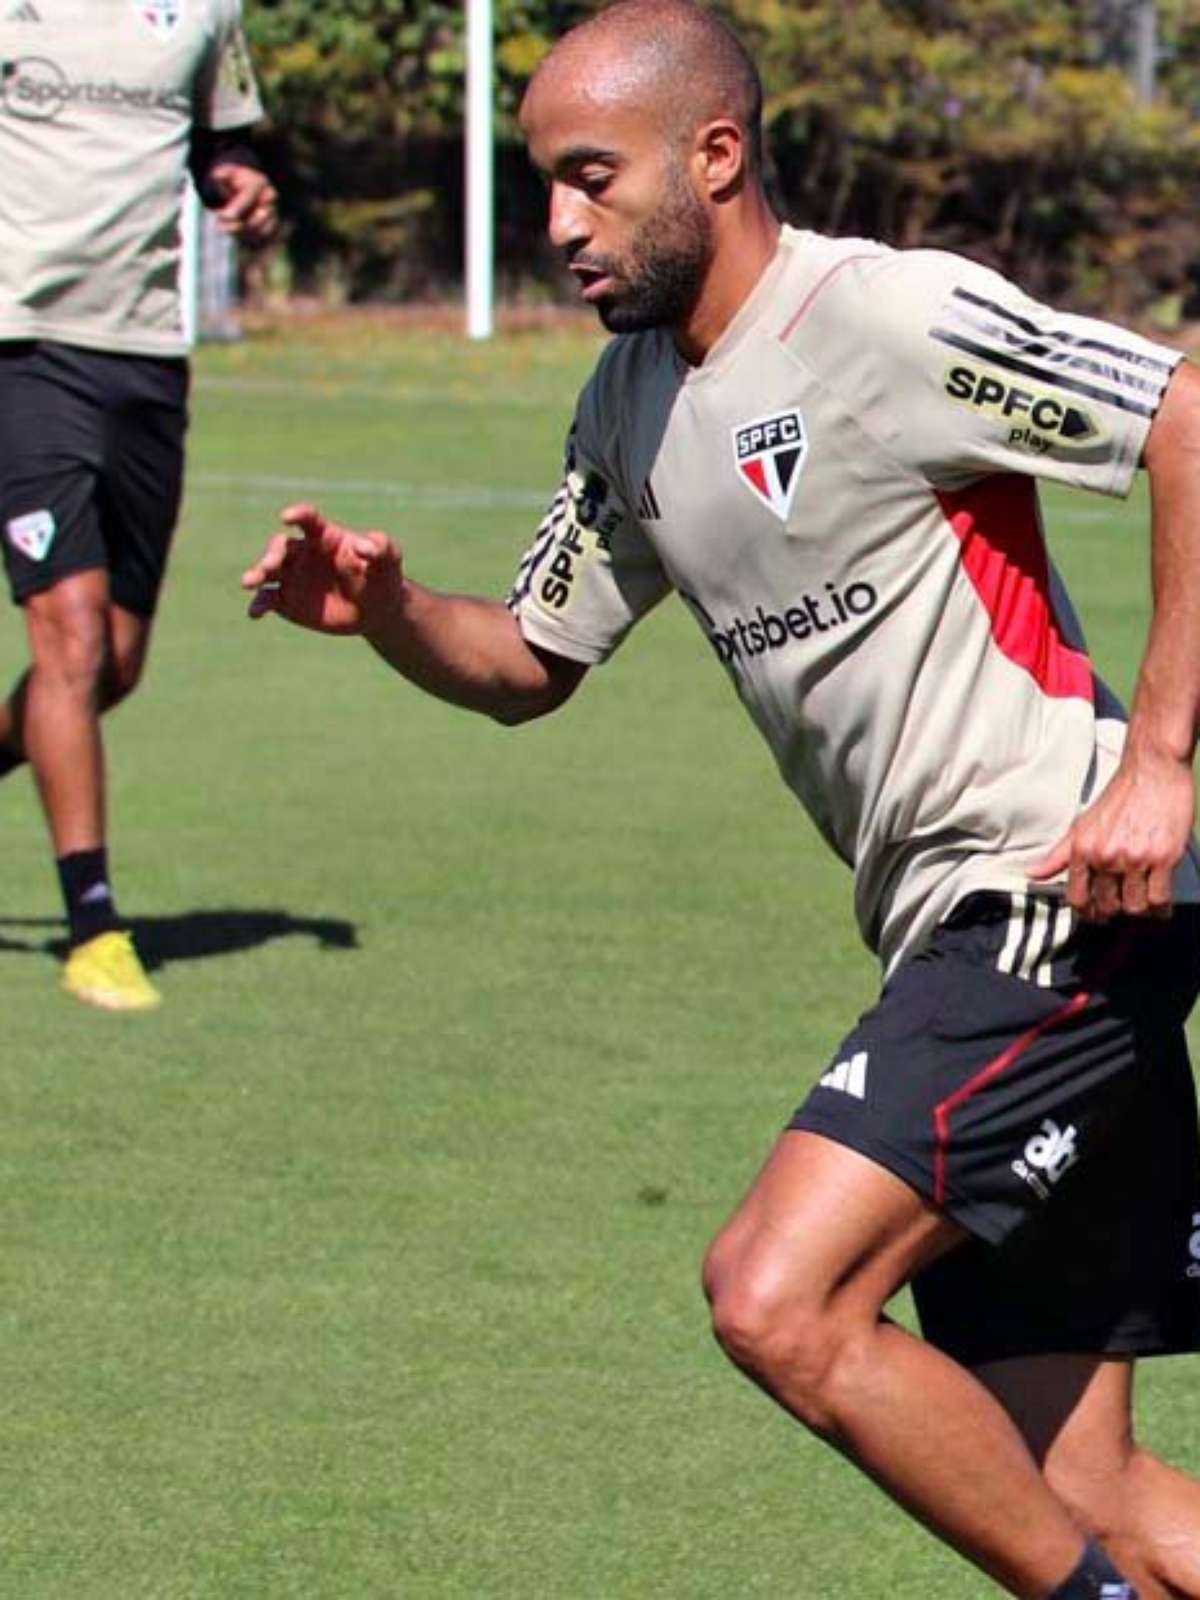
[589,164,714,334]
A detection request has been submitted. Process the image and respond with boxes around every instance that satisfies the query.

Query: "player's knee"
[100,644,147,707]
[702,1241,844,1430]
[28,610,107,699]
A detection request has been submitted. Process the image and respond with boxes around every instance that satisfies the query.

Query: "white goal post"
[465,0,495,340]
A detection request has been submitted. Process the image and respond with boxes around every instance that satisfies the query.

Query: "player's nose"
[547,181,590,250]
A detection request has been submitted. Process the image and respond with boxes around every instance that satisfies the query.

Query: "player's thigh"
[705,1128,963,1322]
[0,343,107,606]
[98,353,188,619]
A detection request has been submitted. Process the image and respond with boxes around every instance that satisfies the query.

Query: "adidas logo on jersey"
[4,0,41,18]
[637,478,661,520]
[818,1050,868,1100]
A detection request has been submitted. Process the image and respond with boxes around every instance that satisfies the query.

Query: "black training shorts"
[0,340,189,617]
[790,892,1200,1365]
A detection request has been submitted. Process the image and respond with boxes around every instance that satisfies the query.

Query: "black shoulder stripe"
[950,288,1175,376]
[950,319,1166,398]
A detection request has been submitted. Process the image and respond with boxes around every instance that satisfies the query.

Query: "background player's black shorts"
[0,341,189,616]
[790,892,1200,1365]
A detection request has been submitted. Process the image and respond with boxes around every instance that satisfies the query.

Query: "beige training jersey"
[0,0,262,356]
[509,227,1196,974]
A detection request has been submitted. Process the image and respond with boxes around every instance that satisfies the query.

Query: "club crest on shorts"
[133,0,183,38]
[6,509,55,562]
[732,410,808,520]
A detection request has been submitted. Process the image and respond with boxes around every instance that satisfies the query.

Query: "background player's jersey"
[0,0,262,356]
[509,227,1197,973]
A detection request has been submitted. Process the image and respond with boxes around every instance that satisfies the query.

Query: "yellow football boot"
[62,930,161,1012]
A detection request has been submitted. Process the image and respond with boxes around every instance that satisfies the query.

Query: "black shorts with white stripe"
[789,891,1200,1365]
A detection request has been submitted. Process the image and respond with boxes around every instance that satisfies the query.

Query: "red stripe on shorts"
[932,989,1092,1208]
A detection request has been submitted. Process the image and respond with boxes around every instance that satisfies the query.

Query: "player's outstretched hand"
[242,504,404,636]
[1027,747,1195,921]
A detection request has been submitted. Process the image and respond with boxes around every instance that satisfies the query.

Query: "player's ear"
[694,118,746,200]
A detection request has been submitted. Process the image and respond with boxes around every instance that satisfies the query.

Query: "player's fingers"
[1027,835,1072,883]
[1146,861,1175,918]
[241,531,292,587]
[1089,869,1123,922]
[279,504,360,560]
[1120,865,1150,917]
[350,531,397,564]
[246,583,281,620]
[1065,857,1093,915]
[279,504,328,541]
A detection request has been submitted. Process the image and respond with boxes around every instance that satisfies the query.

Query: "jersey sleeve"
[850,251,1184,498]
[194,0,264,131]
[506,388,672,666]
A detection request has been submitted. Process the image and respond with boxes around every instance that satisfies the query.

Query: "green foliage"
[243,0,1200,315]
[728,0,1200,311]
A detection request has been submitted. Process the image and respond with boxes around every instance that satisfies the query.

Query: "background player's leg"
[22,569,111,859]
[978,1352,1200,1598]
[19,570,160,1006]
[0,668,30,776]
[703,1130,1117,1598]
[0,598,154,773]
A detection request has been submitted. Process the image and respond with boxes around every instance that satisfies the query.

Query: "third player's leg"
[978,1352,1200,1599]
[20,569,114,853]
[0,597,155,775]
[702,1128,1095,1598]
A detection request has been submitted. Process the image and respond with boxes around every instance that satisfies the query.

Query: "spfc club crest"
[134,0,183,38]
[732,409,808,520]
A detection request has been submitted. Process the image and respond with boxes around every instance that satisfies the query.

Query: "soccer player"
[0,0,276,1009]
[242,3,1200,1593]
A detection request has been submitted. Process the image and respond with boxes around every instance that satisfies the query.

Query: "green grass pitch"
[0,316,1193,1597]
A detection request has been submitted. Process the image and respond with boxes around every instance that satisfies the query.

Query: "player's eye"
[578,168,613,198]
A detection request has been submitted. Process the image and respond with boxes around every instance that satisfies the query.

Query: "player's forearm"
[361,580,567,724]
[1128,360,1200,768]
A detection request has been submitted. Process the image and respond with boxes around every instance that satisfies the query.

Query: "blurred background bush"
[242,0,1200,323]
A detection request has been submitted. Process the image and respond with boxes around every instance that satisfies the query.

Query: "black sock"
[1050,1540,1138,1598]
[0,745,25,779]
[56,848,122,947]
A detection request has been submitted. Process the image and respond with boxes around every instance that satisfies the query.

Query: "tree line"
[244,0,1200,321]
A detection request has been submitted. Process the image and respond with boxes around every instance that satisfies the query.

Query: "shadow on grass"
[0,909,359,969]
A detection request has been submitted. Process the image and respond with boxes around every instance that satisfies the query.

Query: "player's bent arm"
[362,581,587,725]
[243,504,587,725]
[1032,358,1200,914]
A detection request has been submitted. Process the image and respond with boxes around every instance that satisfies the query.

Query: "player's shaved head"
[527,0,764,172]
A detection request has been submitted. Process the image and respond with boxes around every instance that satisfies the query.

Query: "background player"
[0,0,276,1010]
[242,2,1200,1593]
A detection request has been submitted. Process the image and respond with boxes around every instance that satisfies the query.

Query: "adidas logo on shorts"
[818,1050,868,1100]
